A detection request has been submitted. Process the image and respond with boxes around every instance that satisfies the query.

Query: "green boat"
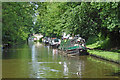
[58,37,88,56]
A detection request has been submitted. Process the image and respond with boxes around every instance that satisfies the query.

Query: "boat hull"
[66,49,88,56]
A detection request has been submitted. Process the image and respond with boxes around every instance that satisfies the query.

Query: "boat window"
[54,39,59,42]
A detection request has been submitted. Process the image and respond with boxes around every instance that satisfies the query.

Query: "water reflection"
[52,49,58,55]
[63,62,68,76]
[87,56,120,77]
[2,41,120,78]
[76,60,85,78]
[30,42,41,78]
[35,42,43,47]
[29,42,119,78]
[64,57,85,78]
[52,48,58,58]
[47,46,50,54]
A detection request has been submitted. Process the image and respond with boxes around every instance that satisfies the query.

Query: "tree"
[2,2,35,45]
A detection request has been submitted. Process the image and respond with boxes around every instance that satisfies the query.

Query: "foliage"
[2,2,120,48]
[34,2,120,48]
[2,2,35,45]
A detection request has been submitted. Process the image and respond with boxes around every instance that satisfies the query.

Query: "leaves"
[2,2,36,45]
[3,2,120,45]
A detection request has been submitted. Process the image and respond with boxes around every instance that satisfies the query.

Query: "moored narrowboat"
[49,38,61,48]
[58,37,88,56]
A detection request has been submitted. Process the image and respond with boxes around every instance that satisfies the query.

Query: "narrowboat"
[58,37,88,56]
[49,38,61,48]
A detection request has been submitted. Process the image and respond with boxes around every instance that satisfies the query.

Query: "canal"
[2,41,120,78]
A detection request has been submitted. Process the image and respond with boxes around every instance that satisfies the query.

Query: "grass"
[88,49,119,63]
[86,36,120,63]
[86,41,101,49]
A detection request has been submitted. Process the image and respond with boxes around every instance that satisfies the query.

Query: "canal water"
[2,41,120,78]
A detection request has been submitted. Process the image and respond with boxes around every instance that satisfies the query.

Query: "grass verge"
[88,49,120,64]
[86,36,120,64]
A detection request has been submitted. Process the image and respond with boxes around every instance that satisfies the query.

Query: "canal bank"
[86,36,120,64]
[87,49,120,64]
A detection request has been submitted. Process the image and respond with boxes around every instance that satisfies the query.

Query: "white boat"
[50,38,61,47]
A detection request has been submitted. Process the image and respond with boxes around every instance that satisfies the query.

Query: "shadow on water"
[110,71,120,77]
[87,56,120,77]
